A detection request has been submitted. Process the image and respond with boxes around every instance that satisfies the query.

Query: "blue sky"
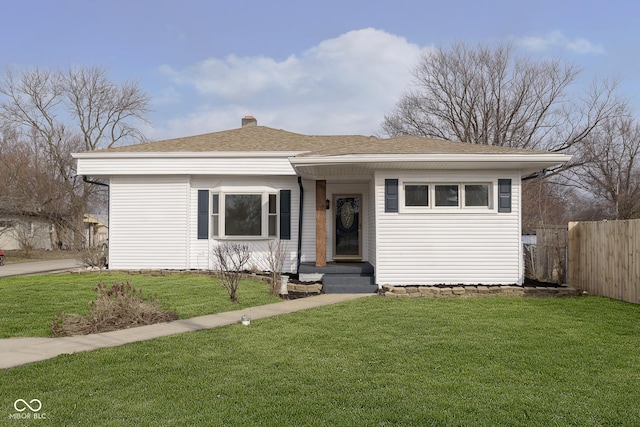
[2,0,639,140]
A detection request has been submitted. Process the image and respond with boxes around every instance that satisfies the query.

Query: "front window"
[225,194,262,236]
[211,191,278,238]
[212,194,220,237]
[268,194,277,237]
[435,185,459,207]
[400,181,493,211]
[465,184,489,207]
[405,184,429,207]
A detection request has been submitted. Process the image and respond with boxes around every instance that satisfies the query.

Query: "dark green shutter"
[498,179,512,213]
[385,179,399,212]
[197,190,209,239]
[280,190,291,240]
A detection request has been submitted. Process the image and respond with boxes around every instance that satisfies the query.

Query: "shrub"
[77,246,108,268]
[210,243,251,303]
[51,281,178,336]
[267,239,288,296]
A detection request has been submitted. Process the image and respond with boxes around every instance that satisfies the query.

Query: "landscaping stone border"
[72,269,580,298]
[73,268,325,295]
[381,284,581,298]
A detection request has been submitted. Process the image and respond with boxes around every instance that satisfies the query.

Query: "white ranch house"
[73,117,570,293]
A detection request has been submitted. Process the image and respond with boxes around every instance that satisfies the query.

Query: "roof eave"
[72,151,307,159]
[288,153,572,164]
[289,153,572,179]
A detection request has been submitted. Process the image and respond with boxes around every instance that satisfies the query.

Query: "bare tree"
[382,41,626,155]
[8,219,47,257]
[521,179,574,233]
[567,117,640,219]
[62,67,150,151]
[267,239,288,296]
[211,243,252,303]
[0,66,150,247]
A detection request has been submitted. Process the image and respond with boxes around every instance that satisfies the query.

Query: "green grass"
[0,272,280,338]
[2,296,640,425]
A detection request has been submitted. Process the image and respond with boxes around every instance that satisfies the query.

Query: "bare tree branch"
[382,41,626,154]
[0,66,150,247]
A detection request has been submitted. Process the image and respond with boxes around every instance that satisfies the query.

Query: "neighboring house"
[73,117,570,292]
[0,215,54,251]
[83,214,108,247]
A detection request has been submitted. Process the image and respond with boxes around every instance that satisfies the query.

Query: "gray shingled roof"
[98,125,552,156]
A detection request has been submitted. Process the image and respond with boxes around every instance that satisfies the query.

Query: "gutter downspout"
[296,176,304,275]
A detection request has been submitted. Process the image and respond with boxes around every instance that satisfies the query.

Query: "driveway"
[0,259,84,278]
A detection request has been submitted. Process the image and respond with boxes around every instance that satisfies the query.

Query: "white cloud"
[517,31,605,55]
[151,28,428,139]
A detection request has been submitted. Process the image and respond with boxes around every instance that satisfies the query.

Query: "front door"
[334,195,361,260]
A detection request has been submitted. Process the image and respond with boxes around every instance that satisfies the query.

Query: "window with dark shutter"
[498,179,512,213]
[385,179,399,212]
[197,189,209,239]
[279,189,291,240]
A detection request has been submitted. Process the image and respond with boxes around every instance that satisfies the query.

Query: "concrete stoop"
[382,284,582,298]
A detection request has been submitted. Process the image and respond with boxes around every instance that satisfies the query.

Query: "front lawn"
[1,296,639,425]
[0,272,280,338]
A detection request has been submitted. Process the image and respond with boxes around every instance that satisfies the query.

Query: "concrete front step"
[322,273,377,294]
[299,262,377,294]
[299,262,374,275]
[323,283,379,294]
[322,274,375,286]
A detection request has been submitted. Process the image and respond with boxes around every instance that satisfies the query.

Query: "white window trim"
[399,180,494,212]
[210,187,278,240]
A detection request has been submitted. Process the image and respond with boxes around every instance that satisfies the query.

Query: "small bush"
[211,243,251,303]
[267,239,288,296]
[77,246,108,268]
[51,281,178,337]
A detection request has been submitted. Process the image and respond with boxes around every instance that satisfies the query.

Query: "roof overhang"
[289,153,572,179]
[72,151,306,159]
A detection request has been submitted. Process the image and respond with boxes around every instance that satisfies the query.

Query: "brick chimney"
[241,116,257,127]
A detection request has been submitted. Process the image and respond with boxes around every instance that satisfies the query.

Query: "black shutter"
[385,179,399,213]
[280,189,291,240]
[498,179,512,213]
[197,190,209,239]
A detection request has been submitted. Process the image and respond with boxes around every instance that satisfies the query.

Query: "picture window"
[211,191,278,238]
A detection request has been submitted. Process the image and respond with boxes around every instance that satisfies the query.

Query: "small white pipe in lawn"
[280,275,289,295]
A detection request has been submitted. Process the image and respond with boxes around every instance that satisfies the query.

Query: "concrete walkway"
[0,293,370,369]
[0,259,84,278]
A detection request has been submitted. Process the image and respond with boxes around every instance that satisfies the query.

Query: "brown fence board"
[568,219,640,304]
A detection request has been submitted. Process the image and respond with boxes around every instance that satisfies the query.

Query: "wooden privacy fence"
[568,219,640,304]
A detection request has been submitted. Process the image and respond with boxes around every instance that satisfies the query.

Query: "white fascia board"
[288,153,572,165]
[289,153,572,179]
[72,151,305,159]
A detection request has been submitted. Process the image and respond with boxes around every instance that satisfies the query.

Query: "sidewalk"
[0,259,84,278]
[0,293,371,369]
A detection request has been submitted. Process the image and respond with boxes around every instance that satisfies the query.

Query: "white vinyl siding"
[109,176,189,269]
[375,170,522,286]
[77,156,296,176]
